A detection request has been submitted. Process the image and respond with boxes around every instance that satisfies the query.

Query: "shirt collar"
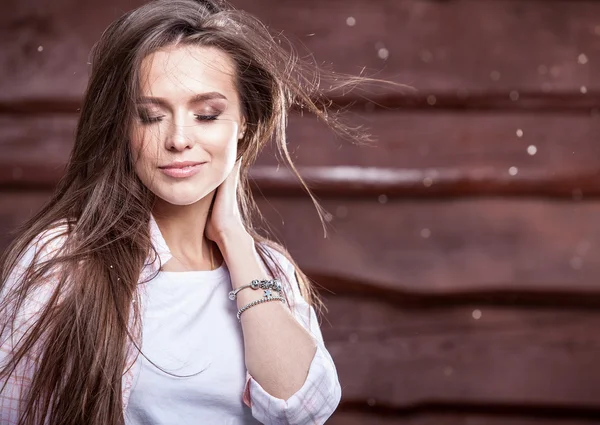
[140,214,173,281]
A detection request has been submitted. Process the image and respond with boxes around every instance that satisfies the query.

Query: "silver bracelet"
[237,295,286,320]
[228,279,282,301]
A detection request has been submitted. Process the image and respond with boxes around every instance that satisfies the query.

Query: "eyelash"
[139,114,219,124]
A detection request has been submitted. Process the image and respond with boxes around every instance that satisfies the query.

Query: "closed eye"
[137,114,219,124]
[138,113,165,124]
[195,114,219,121]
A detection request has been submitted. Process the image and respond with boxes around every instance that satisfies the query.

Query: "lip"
[159,161,206,178]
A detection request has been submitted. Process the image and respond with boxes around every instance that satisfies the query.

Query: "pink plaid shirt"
[0,218,341,424]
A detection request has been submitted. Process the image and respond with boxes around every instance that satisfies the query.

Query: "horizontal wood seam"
[337,400,600,421]
[1,92,600,114]
[2,164,599,199]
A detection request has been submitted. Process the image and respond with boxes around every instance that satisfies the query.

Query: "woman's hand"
[205,160,253,249]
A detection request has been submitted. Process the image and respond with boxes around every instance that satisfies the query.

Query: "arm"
[223,234,317,398]
[219,234,342,425]
[207,162,341,424]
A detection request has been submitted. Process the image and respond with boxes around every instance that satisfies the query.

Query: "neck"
[152,192,216,271]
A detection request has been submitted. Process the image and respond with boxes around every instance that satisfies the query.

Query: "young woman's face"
[130,44,245,206]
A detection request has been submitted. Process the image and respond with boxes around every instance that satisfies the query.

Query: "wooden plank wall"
[2,0,600,423]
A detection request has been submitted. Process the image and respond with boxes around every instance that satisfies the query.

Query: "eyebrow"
[137,92,228,106]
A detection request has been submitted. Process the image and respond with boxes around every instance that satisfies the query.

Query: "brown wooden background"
[3,0,600,423]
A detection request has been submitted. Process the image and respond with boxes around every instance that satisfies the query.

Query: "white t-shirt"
[124,263,260,424]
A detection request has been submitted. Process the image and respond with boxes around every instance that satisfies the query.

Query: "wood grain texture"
[327,412,600,425]
[1,0,600,105]
[321,295,600,409]
[238,0,600,94]
[5,162,600,198]
[256,197,600,296]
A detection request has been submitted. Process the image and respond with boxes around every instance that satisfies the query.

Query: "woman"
[0,0,371,423]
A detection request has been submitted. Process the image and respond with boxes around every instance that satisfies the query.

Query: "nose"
[165,118,193,151]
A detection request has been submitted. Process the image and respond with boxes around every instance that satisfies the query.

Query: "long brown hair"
[0,0,385,423]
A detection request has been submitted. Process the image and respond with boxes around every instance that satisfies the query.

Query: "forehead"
[139,44,238,98]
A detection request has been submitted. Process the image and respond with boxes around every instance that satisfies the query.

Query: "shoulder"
[12,222,71,273]
[25,222,70,260]
[3,221,71,298]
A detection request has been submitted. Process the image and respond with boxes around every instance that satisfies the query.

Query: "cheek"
[203,122,239,163]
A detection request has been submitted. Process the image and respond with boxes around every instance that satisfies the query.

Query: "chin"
[153,185,215,206]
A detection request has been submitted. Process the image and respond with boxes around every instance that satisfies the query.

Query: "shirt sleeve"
[242,249,342,425]
[0,226,67,424]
